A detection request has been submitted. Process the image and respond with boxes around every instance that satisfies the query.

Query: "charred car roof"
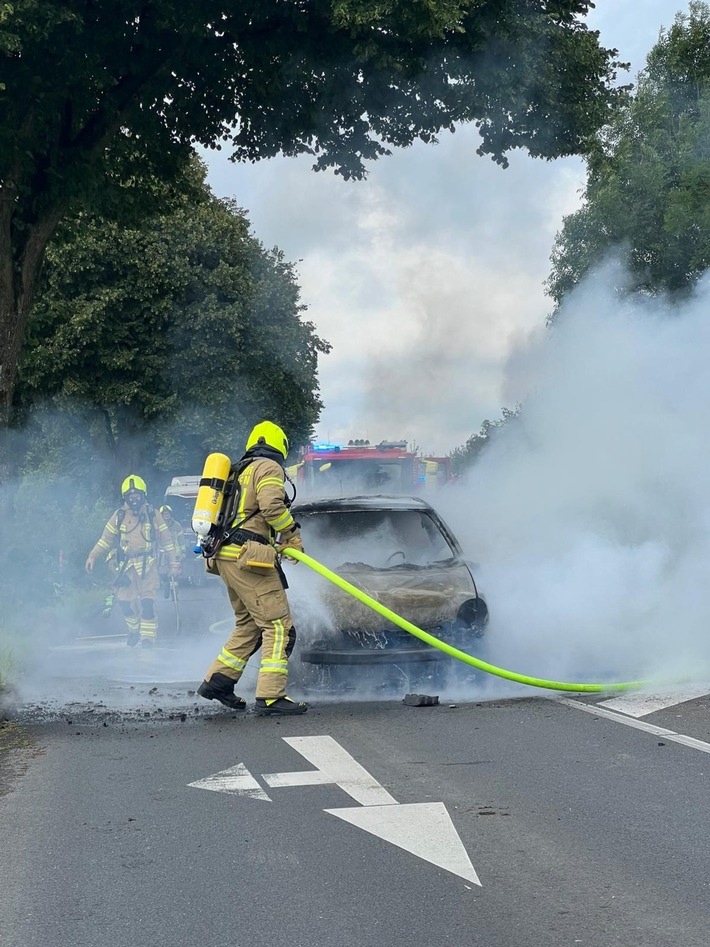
[292,494,436,513]
[291,493,464,559]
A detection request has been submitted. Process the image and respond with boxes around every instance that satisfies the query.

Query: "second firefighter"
[86,475,180,647]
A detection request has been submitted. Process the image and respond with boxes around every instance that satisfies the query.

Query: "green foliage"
[0,0,627,193]
[0,3,19,65]
[450,405,520,474]
[16,165,330,479]
[547,2,710,310]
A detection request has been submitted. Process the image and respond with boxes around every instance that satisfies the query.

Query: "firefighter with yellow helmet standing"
[198,421,308,715]
[86,475,180,647]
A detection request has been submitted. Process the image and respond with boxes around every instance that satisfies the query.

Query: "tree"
[547,2,710,312]
[0,1,627,427]
[16,168,330,485]
[449,405,520,474]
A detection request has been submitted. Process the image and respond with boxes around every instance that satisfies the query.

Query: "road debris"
[403,693,439,707]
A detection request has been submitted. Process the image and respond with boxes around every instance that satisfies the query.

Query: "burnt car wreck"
[288,495,488,693]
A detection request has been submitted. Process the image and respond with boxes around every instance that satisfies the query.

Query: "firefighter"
[158,504,185,596]
[159,505,186,557]
[197,421,308,716]
[85,475,180,647]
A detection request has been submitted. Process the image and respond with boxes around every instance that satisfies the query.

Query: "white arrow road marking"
[263,769,335,788]
[263,735,398,806]
[188,763,272,801]
[597,684,710,718]
[264,736,479,884]
[559,698,710,755]
[188,737,480,884]
[326,802,482,886]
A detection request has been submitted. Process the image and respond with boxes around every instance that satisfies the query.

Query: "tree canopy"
[16,164,330,485]
[0,0,628,426]
[449,406,520,474]
[547,1,710,310]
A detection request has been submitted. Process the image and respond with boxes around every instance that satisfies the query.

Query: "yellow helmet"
[245,421,289,459]
[121,474,147,496]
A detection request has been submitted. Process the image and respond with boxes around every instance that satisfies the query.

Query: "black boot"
[255,696,308,716]
[126,631,140,648]
[197,673,246,711]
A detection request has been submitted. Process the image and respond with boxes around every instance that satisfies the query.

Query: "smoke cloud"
[436,261,710,692]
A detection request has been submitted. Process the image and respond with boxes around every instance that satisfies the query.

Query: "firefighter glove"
[278,531,304,558]
[85,556,95,573]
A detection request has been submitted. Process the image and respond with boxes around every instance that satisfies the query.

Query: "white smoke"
[437,260,710,690]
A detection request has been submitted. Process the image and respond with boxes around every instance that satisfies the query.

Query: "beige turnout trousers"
[204,556,295,699]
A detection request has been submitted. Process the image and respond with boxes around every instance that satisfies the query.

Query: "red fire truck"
[290,440,454,496]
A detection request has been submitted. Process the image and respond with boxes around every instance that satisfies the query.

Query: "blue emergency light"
[312,443,341,452]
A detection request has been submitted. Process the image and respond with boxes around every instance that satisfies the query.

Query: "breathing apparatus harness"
[197,451,297,559]
[101,502,157,616]
[113,503,159,578]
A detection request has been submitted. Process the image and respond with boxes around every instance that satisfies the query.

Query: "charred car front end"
[289,496,488,688]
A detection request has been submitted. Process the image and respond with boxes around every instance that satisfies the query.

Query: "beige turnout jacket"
[89,503,179,577]
[215,457,297,560]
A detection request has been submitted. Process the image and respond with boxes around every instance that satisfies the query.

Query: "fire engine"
[290,440,455,497]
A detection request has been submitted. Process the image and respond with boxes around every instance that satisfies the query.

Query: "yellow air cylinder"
[192,452,232,539]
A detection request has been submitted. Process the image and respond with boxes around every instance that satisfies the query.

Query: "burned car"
[288,495,488,690]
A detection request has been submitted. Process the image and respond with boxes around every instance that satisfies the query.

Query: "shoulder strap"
[146,504,159,545]
[231,456,255,479]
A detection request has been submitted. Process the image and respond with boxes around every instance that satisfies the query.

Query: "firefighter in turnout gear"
[198,421,308,716]
[158,505,185,597]
[159,505,186,558]
[86,476,180,647]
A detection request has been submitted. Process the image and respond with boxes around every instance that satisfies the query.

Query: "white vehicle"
[162,476,205,586]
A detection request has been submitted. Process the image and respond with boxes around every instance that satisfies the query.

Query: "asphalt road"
[2,681,710,947]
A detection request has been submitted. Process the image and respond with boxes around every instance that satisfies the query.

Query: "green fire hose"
[282,548,646,694]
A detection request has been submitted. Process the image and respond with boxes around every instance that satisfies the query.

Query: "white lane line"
[188,762,272,800]
[263,735,398,806]
[326,802,482,886]
[598,684,710,718]
[559,698,710,755]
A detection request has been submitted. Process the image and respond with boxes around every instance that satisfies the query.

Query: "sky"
[202,0,686,456]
